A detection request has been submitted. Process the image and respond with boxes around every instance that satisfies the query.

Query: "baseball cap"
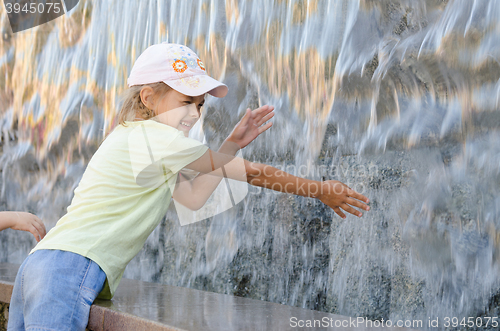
[127,43,228,98]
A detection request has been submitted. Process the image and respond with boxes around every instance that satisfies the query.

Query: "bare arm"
[243,161,370,218]
[171,103,369,218]
[180,150,370,218]
[172,139,240,210]
[0,211,46,242]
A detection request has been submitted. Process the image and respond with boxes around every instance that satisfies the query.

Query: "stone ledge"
[1,263,416,331]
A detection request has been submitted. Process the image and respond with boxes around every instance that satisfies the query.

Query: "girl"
[0,211,45,242]
[8,43,369,331]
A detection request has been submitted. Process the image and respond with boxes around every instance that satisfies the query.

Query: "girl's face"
[154,90,205,136]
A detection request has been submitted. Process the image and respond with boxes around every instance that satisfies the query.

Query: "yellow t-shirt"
[32,120,208,299]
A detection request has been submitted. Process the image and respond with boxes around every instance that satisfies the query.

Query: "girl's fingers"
[254,105,271,114]
[345,198,370,211]
[32,219,46,239]
[348,189,369,203]
[253,105,273,121]
[249,106,274,128]
[29,224,41,242]
[333,207,346,219]
[257,122,273,134]
[256,111,275,127]
[33,216,46,236]
[342,204,363,217]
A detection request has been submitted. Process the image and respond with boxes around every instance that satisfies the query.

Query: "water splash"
[0,0,499,326]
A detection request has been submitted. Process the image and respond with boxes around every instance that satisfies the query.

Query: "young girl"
[0,211,45,242]
[8,43,370,331]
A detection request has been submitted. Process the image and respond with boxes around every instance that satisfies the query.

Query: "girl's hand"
[10,212,46,242]
[317,180,370,219]
[226,105,274,149]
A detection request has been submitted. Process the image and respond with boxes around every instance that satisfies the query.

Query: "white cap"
[127,43,228,98]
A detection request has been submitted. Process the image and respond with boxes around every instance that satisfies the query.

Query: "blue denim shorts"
[7,249,106,331]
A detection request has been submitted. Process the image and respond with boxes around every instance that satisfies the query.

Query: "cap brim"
[163,75,228,98]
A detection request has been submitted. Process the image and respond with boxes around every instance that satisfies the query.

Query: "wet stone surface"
[0,264,418,331]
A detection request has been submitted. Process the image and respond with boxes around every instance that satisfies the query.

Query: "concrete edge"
[0,281,13,305]
[88,304,185,331]
[0,280,181,331]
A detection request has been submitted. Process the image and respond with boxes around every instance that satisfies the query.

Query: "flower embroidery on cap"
[173,60,187,73]
[197,59,206,71]
[187,58,197,68]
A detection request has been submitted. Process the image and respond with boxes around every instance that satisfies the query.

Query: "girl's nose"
[188,103,199,118]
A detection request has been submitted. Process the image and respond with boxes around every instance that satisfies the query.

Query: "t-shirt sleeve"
[127,121,208,187]
[160,133,209,174]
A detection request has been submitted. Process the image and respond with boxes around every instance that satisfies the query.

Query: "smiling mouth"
[181,121,192,128]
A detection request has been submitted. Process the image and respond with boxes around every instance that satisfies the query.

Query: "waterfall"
[1,0,499,326]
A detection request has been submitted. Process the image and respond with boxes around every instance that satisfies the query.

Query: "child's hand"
[226,105,274,149]
[10,212,46,242]
[317,180,370,219]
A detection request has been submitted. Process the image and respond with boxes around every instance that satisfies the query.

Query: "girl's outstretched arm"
[244,162,370,218]
[0,211,46,242]
[181,150,370,218]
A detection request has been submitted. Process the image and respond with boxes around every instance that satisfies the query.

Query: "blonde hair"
[118,82,172,125]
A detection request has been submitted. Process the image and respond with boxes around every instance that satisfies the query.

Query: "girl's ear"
[140,86,156,110]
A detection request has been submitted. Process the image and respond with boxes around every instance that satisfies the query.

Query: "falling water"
[1,0,499,328]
